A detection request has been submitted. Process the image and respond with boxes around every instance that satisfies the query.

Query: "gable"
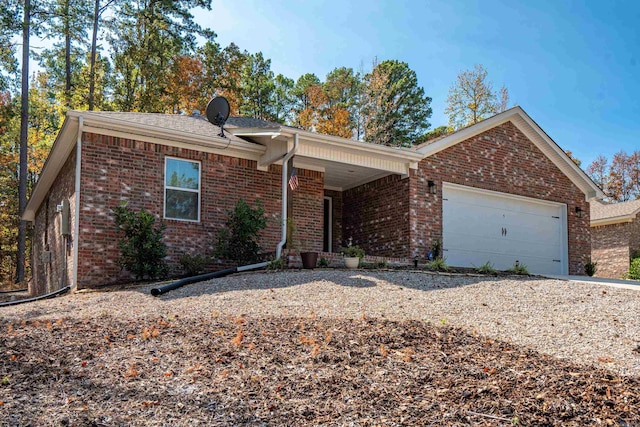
[419,121,587,204]
[416,107,603,201]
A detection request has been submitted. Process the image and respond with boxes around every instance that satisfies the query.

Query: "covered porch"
[227,124,423,258]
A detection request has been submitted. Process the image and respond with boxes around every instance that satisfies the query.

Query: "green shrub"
[427,257,449,272]
[318,257,330,268]
[113,204,168,281]
[628,258,640,280]
[476,261,497,275]
[584,260,598,277]
[430,239,442,259]
[340,245,365,258]
[267,257,286,270]
[374,259,388,269]
[216,199,267,264]
[507,261,529,275]
[179,253,210,276]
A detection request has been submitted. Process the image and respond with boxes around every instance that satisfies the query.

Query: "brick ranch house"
[23,106,603,296]
[590,199,640,278]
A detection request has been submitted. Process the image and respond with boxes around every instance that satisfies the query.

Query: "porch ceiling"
[294,156,396,191]
[241,132,419,191]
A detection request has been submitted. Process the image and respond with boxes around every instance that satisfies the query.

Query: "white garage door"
[442,183,568,275]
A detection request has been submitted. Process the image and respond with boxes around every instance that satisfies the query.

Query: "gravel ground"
[3,270,640,377]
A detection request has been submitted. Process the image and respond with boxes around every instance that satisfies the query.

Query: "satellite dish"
[205,96,230,137]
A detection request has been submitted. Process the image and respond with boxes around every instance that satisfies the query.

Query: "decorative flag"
[288,168,299,191]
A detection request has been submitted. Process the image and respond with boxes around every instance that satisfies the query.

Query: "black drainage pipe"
[0,286,71,308]
[150,267,238,297]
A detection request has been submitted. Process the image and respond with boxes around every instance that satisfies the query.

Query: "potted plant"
[341,244,365,269]
[299,238,318,269]
[300,250,318,269]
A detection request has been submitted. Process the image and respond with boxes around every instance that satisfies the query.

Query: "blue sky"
[198,0,640,168]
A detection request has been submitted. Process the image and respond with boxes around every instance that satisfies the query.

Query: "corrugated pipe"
[150,261,268,296]
[0,286,70,308]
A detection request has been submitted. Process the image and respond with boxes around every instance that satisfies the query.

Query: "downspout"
[71,116,83,290]
[150,133,299,297]
[276,133,299,259]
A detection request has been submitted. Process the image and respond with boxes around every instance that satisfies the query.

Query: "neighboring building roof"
[414,106,604,201]
[590,199,640,226]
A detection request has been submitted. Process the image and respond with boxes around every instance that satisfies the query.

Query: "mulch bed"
[1,313,639,426]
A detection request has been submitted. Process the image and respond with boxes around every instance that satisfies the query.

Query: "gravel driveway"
[4,270,640,376]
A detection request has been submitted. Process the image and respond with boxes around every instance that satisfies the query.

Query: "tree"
[363,59,432,147]
[586,151,640,202]
[109,0,213,112]
[609,151,639,202]
[445,64,509,130]
[37,0,93,109]
[0,0,20,92]
[17,0,32,284]
[239,52,275,120]
[323,67,360,137]
[164,55,206,114]
[564,150,581,167]
[199,41,247,114]
[270,74,294,124]
[417,125,450,143]
[88,0,118,111]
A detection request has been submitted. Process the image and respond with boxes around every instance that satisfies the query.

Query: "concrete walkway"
[545,275,640,291]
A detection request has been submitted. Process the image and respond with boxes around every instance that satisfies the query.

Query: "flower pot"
[300,252,318,269]
[344,256,359,269]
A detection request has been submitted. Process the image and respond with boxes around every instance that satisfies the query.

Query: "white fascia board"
[227,127,282,137]
[591,216,635,227]
[416,111,515,156]
[22,117,78,221]
[278,128,423,163]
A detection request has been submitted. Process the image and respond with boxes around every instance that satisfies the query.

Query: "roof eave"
[591,216,636,227]
[22,116,78,222]
[277,128,424,162]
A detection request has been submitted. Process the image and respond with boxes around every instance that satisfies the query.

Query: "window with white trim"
[164,157,201,221]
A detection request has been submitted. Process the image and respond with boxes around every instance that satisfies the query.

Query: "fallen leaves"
[124,363,138,378]
[1,315,639,426]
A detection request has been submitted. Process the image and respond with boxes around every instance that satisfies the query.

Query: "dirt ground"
[1,307,639,426]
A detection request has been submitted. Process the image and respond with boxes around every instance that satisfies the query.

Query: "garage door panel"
[442,184,567,275]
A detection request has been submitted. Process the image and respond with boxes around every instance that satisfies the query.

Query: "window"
[164,157,200,221]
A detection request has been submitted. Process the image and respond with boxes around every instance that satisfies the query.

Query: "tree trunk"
[88,0,99,110]
[17,0,31,284]
[64,0,71,107]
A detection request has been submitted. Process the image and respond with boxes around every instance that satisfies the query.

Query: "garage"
[442,183,568,275]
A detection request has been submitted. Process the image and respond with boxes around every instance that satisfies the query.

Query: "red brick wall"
[75,132,323,288]
[291,169,324,253]
[342,175,411,258]
[630,216,640,258]
[31,149,77,296]
[592,215,640,279]
[412,121,590,274]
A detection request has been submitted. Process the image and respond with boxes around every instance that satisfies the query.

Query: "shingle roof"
[226,116,282,128]
[591,199,640,222]
[81,111,232,140]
